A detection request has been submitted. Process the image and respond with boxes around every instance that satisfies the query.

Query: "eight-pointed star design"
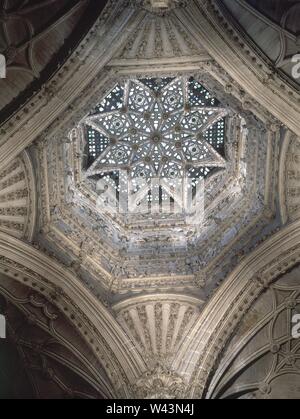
[85,78,227,183]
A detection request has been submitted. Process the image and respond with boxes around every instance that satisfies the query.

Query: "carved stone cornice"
[0,0,286,298]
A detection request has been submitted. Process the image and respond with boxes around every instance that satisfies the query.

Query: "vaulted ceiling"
[219,0,300,87]
[208,264,300,399]
[0,274,111,399]
[0,0,299,399]
[0,0,109,122]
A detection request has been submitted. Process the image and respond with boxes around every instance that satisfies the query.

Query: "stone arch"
[0,0,299,170]
[0,232,146,398]
[171,220,300,398]
[0,279,111,399]
[279,130,300,224]
[206,263,300,399]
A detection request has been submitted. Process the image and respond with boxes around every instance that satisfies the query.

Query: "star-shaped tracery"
[84,78,227,186]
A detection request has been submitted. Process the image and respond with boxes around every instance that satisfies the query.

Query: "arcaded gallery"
[0,0,299,400]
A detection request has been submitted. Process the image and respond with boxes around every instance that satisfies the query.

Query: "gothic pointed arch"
[172,220,300,398]
[0,0,299,399]
[0,0,299,169]
[206,262,300,399]
[0,232,146,398]
[0,0,110,121]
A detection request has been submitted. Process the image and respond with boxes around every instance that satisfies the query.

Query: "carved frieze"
[132,364,186,399]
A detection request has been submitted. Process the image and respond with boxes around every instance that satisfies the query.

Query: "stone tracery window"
[82,77,227,210]
[84,77,226,179]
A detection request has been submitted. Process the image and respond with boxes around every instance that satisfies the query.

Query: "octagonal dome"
[34,68,275,297]
[31,0,281,299]
[81,76,227,227]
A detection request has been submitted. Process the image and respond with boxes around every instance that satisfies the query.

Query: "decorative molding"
[0,0,299,168]
[0,0,107,117]
[279,132,300,223]
[133,0,188,14]
[0,150,36,241]
[0,275,112,399]
[0,1,136,166]
[33,64,277,294]
[0,232,146,397]
[131,364,186,399]
[0,0,298,399]
[207,263,300,399]
[218,0,300,85]
[118,3,201,59]
[180,1,300,135]
[114,294,203,368]
[172,220,300,398]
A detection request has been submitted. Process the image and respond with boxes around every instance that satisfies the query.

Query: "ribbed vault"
[0,279,109,399]
[0,0,299,399]
[0,0,109,122]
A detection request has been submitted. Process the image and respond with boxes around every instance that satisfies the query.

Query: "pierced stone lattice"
[84,77,227,191]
